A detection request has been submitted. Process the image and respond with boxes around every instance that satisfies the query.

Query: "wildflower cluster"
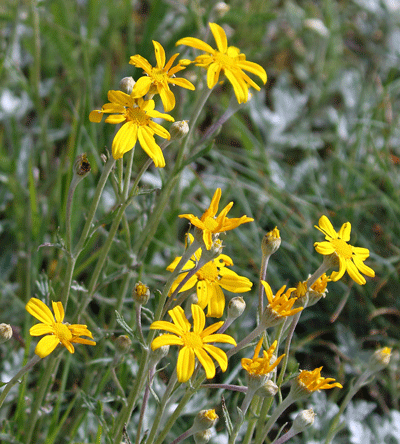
[2,19,388,444]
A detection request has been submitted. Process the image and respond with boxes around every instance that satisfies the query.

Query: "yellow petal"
[352,256,375,278]
[192,304,206,334]
[224,68,249,104]
[346,259,366,285]
[209,22,228,53]
[168,306,191,332]
[35,335,60,358]
[176,37,215,54]
[317,215,337,239]
[131,76,153,98]
[129,54,153,73]
[314,241,335,255]
[137,126,165,168]
[196,280,209,309]
[176,346,195,382]
[112,122,138,160]
[338,222,351,241]
[60,338,75,354]
[30,324,54,336]
[89,110,104,123]
[52,301,64,323]
[203,344,228,372]
[151,334,183,350]
[203,333,236,346]
[194,347,216,379]
[150,321,183,336]
[104,115,126,124]
[153,40,166,68]
[205,284,225,318]
[206,62,222,89]
[71,337,96,346]
[201,321,224,338]
[158,84,175,112]
[236,60,267,84]
[26,298,55,325]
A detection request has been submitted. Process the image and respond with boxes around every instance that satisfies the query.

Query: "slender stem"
[257,395,294,443]
[136,304,146,345]
[170,427,194,444]
[0,355,41,409]
[307,261,331,288]
[272,429,297,444]
[324,370,371,444]
[145,372,179,444]
[258,254,270,323]
[200,384,247,392]
[135,367,155,444]
[110,367,127,404]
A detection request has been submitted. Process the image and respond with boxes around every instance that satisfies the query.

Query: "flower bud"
[170,120,189,140]
[114,335,132,355]
[194,430,212,444]
[368,347,391,373]
[0,324,12,344]
[292,408,315,432]
[227,297,246,319]
[119,76,136,95]
[214,2,230,17]
[256,379,279,398]
[74,154,91,177]
[261,227,281,256]
[133,282,150,305]
[149,343,170,368]
[192,409,219,432]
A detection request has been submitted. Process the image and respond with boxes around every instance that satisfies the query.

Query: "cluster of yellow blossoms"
[89,22,267,167]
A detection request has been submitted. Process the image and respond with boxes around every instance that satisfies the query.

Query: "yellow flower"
[26,298,96,358]
[179,188,253,250]
[241,338,285,376]
[89,92,174,166]
[314,215,375,285]
[150,304,236,382]
[297,367,343,393]
[176,22,267,103]
[261,281,303,319]
[129,41,195,112]
[167,235,253,318]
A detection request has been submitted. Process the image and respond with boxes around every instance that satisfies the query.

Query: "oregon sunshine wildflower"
[179,188,253,250]
[167,234,253,318]
[176,22,267,103]
[314,215,375,285]
[26,298,96,358]
[150,304,236,382]
[241,338,285,377]
[129,40,195,112]
[89,92,174,165]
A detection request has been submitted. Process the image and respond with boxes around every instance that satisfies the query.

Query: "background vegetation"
[1,0,399,442]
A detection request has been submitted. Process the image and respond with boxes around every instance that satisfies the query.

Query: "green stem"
[257,395,294,444]
[0,355,41,409]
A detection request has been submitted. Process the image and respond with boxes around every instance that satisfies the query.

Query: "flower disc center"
[126,107,150,126]
[331,238,352,259]
[54,323,73,342]
[196,261,219,282]
[182,331,203,349]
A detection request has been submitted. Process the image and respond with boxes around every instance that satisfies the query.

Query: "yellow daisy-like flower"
[261,281,303,319]
[241,338,285,376]
[26,297,96,358]
[167,235,253,318]
[314,215,375,285]
[297,367,343,393]
[129,40,195,112]
[176,22,267,104]
[150,304,236,383]
[89,92,174,166]
[179,188,253,250]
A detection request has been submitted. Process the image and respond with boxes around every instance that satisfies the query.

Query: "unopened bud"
[368,347,391,373]
[114,335,132,355]
[0,324,12,344]
[133,282,150,305]
[149,343,170,367]
[120,76,136,95]
[194,430,212,444]
[170,120,189,140]
[256,379,279,398]
[214,2,230,17]
[227,297,246,320]
[292,408,316,432]
[192,409,219,432]
[74,154,91,177]
[261,227,281,256]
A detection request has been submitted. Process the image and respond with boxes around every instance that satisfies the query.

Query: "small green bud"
[368,347,391,373]
[133,282,150,305]
[194,430,212,444]
[0,324,12,344]
[261,227,281,256]
[192,409,219,432]
[149,343,170,368]
[292,408,315,432]
[227,297,246,320]
[114,335,132,355]
[214,2,230,17]
[170,120,189,140]
[256,379,279,398]
[119,76,136,95]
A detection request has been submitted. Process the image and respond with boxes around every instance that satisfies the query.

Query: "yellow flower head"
[129,41,195,112]
[150,304,236,382]
[176,22,267,104]
[261,281,303,320]
[314,215,375,285]
[89,92,174,166]
[179,188,253,250]
[26,298,96,358]
[296,367,343,393]
[241,338,285,376]
[167,234,253,318]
